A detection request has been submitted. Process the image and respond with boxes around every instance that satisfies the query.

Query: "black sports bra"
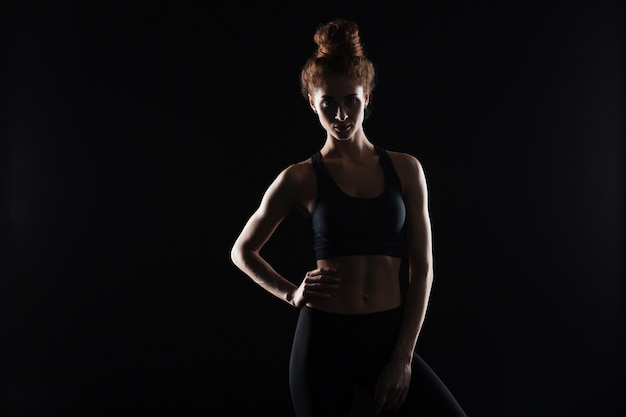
[310,145,407,260]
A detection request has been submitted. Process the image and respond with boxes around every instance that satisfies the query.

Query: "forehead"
[313,76,365,98]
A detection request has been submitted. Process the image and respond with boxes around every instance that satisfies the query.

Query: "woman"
[230,18,468,417]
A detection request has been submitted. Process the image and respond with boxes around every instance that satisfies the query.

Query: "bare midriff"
[306,254,403,314]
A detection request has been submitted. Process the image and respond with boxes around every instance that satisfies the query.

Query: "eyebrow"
[320,93,359,99]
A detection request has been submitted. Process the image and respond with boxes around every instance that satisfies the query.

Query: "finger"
[306,280,340,290]
[374,391,387,414]
[397,389,408,408]
[304,284,339,297]
[374,384,397,410]
[305,275,341,287]
[304,290,332,298]
[311,266,338,277]
[387,388,408,410]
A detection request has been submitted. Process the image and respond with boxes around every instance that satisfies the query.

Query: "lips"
[334,123,352,132]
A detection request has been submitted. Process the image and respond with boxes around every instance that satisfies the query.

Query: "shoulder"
[268,158,317,202]
[262,158,316,215]
[384,149,424,176]
[383,149,429,200]
[276,158,315,186]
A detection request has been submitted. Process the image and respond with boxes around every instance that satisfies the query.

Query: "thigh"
[383,353,467,417]
[289,307,354,417]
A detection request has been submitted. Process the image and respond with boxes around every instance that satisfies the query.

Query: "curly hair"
[300,18,376,118]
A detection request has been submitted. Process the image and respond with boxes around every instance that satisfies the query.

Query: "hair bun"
[300,18,376,112]
[314,18,366,58]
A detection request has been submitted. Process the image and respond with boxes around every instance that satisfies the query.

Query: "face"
[309,76,369,141]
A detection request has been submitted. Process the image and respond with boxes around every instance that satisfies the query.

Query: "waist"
[306,254,403,314]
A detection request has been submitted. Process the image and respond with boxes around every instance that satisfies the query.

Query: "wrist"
[390,348,415,366]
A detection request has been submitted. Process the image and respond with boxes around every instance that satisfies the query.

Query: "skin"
[230,75,434,414]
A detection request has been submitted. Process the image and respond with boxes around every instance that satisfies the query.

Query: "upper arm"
[394,153,433,274]
[233,163,311,254]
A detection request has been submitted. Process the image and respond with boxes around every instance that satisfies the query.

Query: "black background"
[2,1,624,416]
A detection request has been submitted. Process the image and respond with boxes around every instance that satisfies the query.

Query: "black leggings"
[289,306,468,417]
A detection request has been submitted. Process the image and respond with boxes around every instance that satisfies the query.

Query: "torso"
[293,147,406,314]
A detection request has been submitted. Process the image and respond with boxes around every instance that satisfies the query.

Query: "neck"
[321,136,375,160]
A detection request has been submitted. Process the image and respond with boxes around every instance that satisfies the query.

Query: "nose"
[335,105,348,121]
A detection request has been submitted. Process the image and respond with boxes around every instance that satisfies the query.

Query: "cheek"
[319,109,336,121]
[344,100,364,113]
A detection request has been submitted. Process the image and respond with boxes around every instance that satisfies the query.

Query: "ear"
[308,94,317,113]
[364,92,370,107]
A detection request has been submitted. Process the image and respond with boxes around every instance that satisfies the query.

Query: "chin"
[332,129,355,140]
[332,133,354,141]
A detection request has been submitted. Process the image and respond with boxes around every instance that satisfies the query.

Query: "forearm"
[231,248,298,306]
[391,268,433,364]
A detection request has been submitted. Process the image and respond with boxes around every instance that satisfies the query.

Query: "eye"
[344,96,360,107]
[320,99,338,112]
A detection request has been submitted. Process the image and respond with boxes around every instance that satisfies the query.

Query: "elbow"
[425,264,434,285]
[425,270,434,287]
[409,262,433,285]
[230,241,243,269]
[230,239,255,271]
